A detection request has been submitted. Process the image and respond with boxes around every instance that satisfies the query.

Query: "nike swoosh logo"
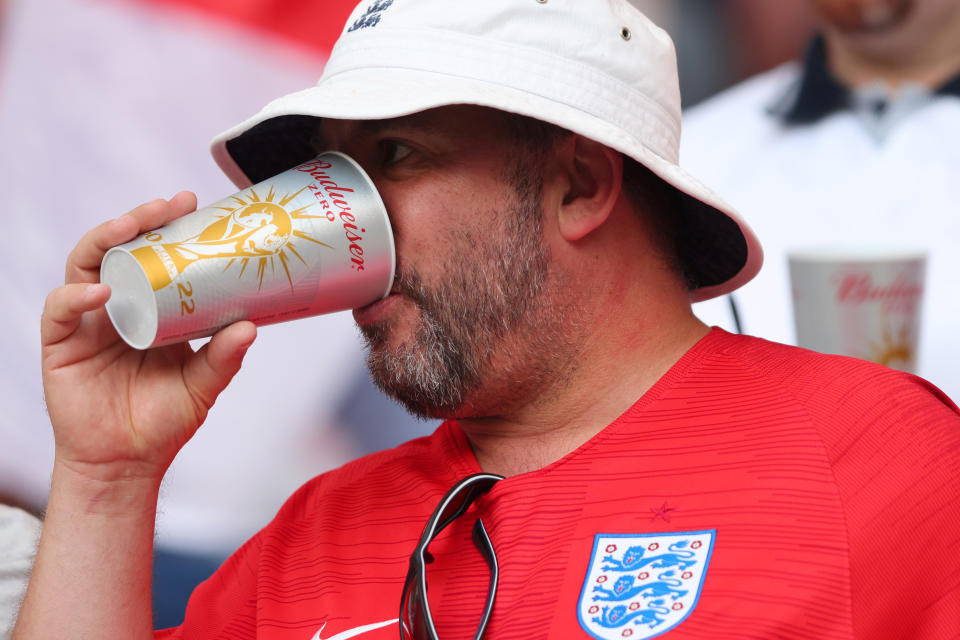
[310,618,397,640]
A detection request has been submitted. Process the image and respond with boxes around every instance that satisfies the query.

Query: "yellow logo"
[867,321,915,372]
[132,186,331,292]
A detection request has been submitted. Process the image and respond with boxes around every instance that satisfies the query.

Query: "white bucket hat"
[210,0,762,301]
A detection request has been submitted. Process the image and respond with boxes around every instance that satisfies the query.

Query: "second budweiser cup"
[788,248,927,373]
[100,151,395,349]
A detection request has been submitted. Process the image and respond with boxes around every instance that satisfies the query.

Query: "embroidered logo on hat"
[577,531,715,639]
[348,0,394,32]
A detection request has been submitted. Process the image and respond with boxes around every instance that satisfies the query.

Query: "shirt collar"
[771,34,960,125]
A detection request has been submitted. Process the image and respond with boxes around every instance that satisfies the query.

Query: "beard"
[359,160,554,420]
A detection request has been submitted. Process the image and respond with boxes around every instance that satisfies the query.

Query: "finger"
[64,215,141,285]
[125,191,197,230]
[64,197,169,285]
[167,191,198,219]
[64,193,198,285]
[181,321,257,412]
[41,283,112,346]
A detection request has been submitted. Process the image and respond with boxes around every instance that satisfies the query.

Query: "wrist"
[49,459,163,518]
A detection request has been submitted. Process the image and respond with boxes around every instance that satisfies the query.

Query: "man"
[682,0,960,400]
[14,1,960,639]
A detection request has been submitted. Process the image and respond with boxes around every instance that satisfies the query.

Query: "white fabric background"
[0,506,41,640]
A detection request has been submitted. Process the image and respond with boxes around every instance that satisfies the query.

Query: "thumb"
[182,321,257,412]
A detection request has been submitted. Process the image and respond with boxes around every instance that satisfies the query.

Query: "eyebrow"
[310,119,390,153]
[312,113,449,151]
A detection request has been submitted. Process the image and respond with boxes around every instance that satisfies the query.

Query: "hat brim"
[211,67,762,302]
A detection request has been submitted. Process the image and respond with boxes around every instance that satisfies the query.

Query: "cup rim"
[787,247,927,263]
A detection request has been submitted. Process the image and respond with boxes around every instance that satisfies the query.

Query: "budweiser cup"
[788,248,926,373]
[100,151,395,349]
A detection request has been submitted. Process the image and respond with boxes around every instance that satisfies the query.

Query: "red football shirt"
[156,329,960,639]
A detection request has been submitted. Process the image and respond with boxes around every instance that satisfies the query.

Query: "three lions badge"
[577,531,715,639]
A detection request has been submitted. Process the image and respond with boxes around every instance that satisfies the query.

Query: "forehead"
[314,105,514,148]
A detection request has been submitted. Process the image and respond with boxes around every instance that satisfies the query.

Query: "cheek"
[378,183,473,257]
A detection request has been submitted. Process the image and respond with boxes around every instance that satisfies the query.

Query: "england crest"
[577,530,715,640]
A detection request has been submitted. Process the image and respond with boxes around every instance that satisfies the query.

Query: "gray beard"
[359,162,551,419]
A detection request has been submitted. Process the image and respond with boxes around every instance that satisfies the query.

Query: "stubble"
[359,157,559,419]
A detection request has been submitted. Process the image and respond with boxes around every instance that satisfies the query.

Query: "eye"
[378,139,413,166]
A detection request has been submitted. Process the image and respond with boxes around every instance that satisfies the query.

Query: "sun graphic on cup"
[132,185,331,292]
[866,322,914,372]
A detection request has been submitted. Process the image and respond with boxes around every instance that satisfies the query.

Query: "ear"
[555,135,623,242]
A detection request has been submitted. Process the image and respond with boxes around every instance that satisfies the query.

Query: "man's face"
[811,0,960,70]
[315,106,575,419]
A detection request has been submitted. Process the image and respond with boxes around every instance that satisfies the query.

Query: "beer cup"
[788,248,926,373]
[100,152,394,349]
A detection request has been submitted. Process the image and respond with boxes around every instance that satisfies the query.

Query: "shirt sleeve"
[825,374,960,639]
[153,525,264,639]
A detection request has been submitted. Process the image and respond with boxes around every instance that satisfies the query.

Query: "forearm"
[22,194,255,638]
[12,461,161,640]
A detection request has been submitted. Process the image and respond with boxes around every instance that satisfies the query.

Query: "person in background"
[0,506,40,640]
[13,1,960,638]
[681,0,960,401]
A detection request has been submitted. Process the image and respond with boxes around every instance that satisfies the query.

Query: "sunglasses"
[399,473,503,640]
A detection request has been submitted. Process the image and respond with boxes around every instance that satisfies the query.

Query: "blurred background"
[0,0,818,630]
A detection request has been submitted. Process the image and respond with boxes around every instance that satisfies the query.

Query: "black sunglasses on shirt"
[399,473,503,640]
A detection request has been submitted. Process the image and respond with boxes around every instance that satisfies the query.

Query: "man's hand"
[40,191,256,485]
[14,192,256,640]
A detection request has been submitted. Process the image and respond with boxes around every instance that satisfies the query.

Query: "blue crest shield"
[577,530,715,640]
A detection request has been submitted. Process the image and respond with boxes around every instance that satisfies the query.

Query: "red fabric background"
[129,0,359,55]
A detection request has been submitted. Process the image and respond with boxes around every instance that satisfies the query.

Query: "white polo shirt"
[681,36,960,402]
